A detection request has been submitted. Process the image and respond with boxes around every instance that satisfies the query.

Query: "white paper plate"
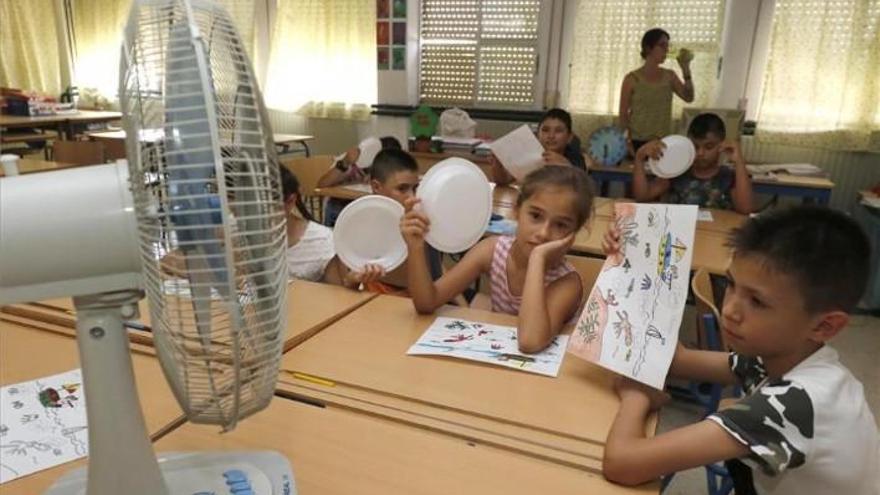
[355,137,383,168]
[649,135,695,179]
[333,195,408,272]
[417,157,493,253]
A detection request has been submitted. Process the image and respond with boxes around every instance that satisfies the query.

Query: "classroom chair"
[52,140,106,166]
[281,154,333,223]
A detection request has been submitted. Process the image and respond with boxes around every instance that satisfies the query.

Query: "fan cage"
[119,0,287,429]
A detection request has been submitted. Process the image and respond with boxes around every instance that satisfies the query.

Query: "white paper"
[0,369,88,484]
[408,317,569,377]
[488,125,545,181]
[567,204,698,389]
[342,183,372,194]
[697,209,714,222]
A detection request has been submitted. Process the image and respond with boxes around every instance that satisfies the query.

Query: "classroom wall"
[265,0,876,213]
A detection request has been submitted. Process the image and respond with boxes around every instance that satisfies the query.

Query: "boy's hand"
[719,140,744,165]
[635,139,665,164]
[530,233,575,266]
[602,221,622,257]
[542,150,572,166]
[346,263,385,286]
[615,376,670,412]
[343,146,360,166]
[400,197,430,247]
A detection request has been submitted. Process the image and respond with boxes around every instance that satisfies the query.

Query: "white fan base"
[46,451,296,495]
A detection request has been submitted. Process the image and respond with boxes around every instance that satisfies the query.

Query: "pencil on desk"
[290,371,336,387]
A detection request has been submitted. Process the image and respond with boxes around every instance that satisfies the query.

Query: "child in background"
[632,113,752,214]
[490,108,586,185]
[280,166,382,288]
[601,206,878,494]
[401,166,594,353]
[364,149,443,293]
[318,136,402,226]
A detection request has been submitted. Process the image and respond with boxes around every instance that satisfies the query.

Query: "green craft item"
[410,104,438,139]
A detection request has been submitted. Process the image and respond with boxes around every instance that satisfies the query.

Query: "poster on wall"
[377,0,389,18]
[393,0,406,17]
[377,47,390,71]
[392,47,406,71]
[377,21,389,45]
[392,22,406,45]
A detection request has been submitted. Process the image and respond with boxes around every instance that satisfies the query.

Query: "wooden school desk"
[0,319,184,495]
[276,295,656,473]
[574,211,739,275]
[155,397,658,495]
[0,159,77,177]
[3,280,377,353]
[0,111,122,140]
[87,130,315,158]
[587,160,834,205]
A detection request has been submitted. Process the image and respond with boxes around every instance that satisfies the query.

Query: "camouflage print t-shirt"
[666,166,736,210]
[708,346,880,495]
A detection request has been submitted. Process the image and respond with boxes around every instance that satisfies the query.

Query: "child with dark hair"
[490,108,586,185]
[358,149,443,293]
[279,165,382,287]
[402,165,596,353]
[601,206,878,494]
[317,135,403,226]
[632,112,753,214]
[619,28,695,153]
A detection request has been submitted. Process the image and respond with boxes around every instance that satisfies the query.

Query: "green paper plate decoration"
[410,104,438,139]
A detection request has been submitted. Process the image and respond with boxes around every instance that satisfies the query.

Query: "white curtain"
[263,0,377,120]
[567,0,725,138]
[755,0,880,152]
[70,0,256,100]
[0,0,71,97]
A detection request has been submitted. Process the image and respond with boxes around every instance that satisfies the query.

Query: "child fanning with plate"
[401,166,595,354]
[632,113,753,214]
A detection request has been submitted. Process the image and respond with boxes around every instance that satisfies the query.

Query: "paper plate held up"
[333,195,408,272]
[649,135,695,179]
[355,137,383,168]
[417,157,493,253]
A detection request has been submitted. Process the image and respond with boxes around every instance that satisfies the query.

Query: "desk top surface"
[0,111,121,127]
[0,319,183,494]
[0,159,77,177]
[156,396,658,495]
[27,280,376,352]
[279,295,629,447]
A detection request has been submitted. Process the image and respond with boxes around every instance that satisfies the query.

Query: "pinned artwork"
[408,317,569,377]
[567,203,697,389]
[0,369,88,484]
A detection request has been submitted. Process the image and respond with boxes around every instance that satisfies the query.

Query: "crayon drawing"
[567,204,697,389]
[0,369,88,484]
[407,317,569,377]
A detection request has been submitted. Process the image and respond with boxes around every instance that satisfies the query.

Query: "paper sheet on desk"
[698,209,714,222]
[0,369,88,484]
[488,125,544,181]
[408,317,568,377]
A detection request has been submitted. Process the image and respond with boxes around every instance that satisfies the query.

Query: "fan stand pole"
[59,290,168,495]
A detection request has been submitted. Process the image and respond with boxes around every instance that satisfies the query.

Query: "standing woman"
[619,28,694,154]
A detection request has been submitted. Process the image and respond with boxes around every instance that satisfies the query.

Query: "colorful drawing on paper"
[0,369,88,484]
[567,203,697,389]
[407,317,569,377]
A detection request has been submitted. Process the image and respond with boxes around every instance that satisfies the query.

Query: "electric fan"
[0,0,296,493]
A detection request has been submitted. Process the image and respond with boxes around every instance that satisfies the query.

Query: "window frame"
[416,0,555,111]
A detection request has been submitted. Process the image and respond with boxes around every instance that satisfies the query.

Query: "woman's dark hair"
[517,166,595,229]
[379,136,403,150]
[641,28,670,59]
[279,165,315,222]
[539,108,573,133]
